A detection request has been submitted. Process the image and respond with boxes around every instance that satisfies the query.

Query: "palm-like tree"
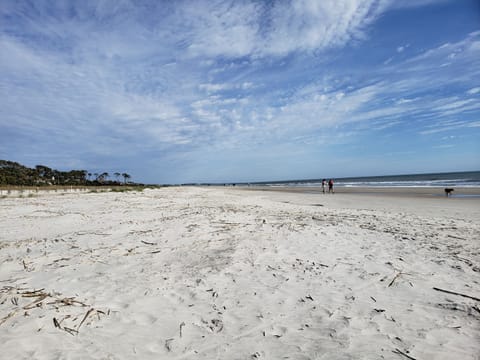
[122,173,131,184]
[100,172,109,182]
[114,172,121,183]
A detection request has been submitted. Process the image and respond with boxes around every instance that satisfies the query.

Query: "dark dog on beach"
[444,188,454,197]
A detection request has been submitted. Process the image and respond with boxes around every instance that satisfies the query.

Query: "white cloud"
[419,118,478,135]
[168,0,393,58]
[387,0,452,10]
[198,82,256,93]
[396,44,409,53]
[199,83,232,93]
[396,97,419,104]
[2,12,478,156]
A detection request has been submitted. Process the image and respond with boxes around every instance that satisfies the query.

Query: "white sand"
[1,187,479,359]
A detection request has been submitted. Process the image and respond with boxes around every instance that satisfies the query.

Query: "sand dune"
[1,187,479,359]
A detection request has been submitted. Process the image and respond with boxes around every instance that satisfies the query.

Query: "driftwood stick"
[388,272,402,287]
[433,287,480,302]
[20,288,45,297]
[63,326,79,336]
[179,321,185,338]
[447,234,466,240]
[53,317,61,329]
[165,338,174,352]
[393,348,417,360]
[23,294,48,309]
[141,240,156,246]
[77,308,95,332]
[0,310,18,326]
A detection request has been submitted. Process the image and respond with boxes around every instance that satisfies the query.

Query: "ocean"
[252,171,480,188]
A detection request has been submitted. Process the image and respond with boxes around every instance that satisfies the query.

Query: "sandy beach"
[1,187,479,359]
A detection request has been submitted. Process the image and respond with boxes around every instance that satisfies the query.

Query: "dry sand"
[0,187,479,359]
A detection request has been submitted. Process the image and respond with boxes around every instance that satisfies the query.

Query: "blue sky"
[1,0,479,184]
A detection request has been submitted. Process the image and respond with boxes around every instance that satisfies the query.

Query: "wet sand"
[240,185,480,198]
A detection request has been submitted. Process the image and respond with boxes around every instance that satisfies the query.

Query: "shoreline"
[229,186,480,221]
[236,185,480,198]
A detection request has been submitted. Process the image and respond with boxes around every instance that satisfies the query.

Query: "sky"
[1,0,479,184]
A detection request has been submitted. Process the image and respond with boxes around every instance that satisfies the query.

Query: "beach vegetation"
[0,159,140,188]
[111,186,145,193]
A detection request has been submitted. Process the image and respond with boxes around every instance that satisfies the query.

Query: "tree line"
[0,160,132,186]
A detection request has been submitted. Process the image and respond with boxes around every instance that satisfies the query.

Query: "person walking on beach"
[328,179,334,193]
[322,179,327,193]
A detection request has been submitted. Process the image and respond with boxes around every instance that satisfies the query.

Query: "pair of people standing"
[322,179,334,193]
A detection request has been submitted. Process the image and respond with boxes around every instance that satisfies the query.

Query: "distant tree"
[71,170,87,185]
[114,172,121,182]
[88,173,92,181]
[53,170,61,185]
[122,173,131,184]
[0,160,99,186]
[0,160,36,185]
[98,172,109,183]
[35,165,53,180]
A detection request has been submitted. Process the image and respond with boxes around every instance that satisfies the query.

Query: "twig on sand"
[179,321,185,338]
[77,308,95,332]
[388,272,402,287]
[20,288,45,297]
[53,317,78,335]
[46,297,88,307]
[141,240,157,246]
[165,338,174,352]
[392,348,417,360]
[0,310,18,326]
[53,317,61,328]
[447,234,466,240]
[23,293,49,309]
[433,287,480,302]
[63,326,79,336]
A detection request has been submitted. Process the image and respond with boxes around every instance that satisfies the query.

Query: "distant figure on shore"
[444,188,454,197]
[322,179,327,193]
[328,179,334,193]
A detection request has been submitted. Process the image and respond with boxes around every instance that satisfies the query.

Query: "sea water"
[255,171,480,188]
